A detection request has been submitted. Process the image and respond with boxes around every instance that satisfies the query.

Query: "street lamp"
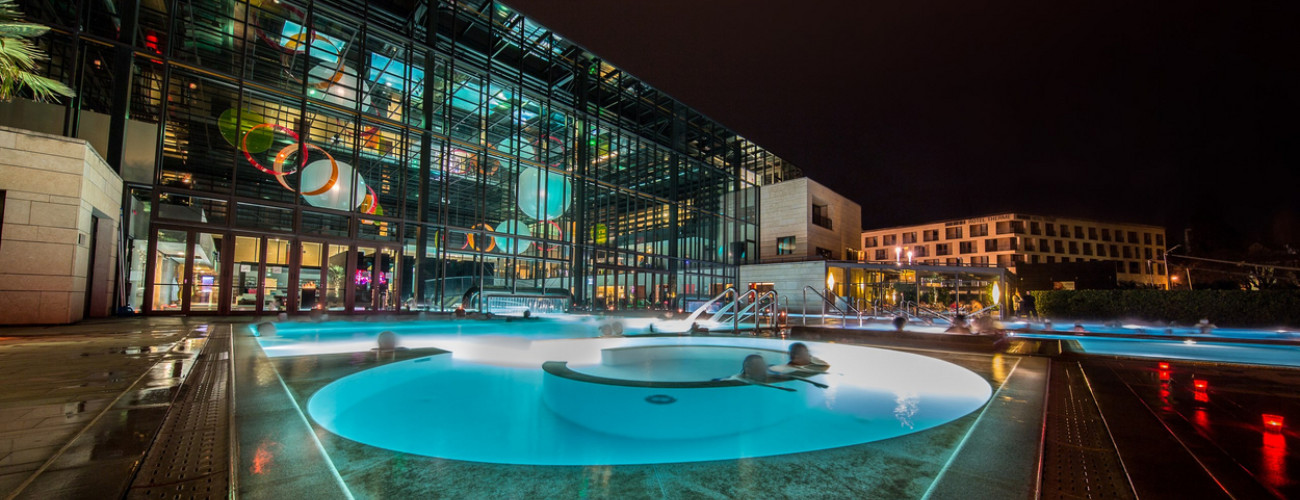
[907,250,914,266]
[895,246,902,266]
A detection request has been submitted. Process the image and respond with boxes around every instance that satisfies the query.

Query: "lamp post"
[1164,244,1181,290]
[895,246,902,266]
[907,250,914,266]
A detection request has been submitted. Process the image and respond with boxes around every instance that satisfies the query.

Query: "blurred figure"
[1198,319,1215,335]
[775,343,829,374]
[945,314,972,334]
[1072,322,1087,333]
[892,315,908,332]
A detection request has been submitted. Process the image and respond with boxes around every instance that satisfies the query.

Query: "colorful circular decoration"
[492,219,533,255]
[463,223,497,252]
[300,159,367,212]
[307,64,370,112]
[218,109,273,154]
[517,166,572,220]
[531,220,564,252]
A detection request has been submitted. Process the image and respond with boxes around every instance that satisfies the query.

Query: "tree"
[0,0,74,102]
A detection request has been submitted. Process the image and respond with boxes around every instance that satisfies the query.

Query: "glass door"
[231,236,263,312]
[148,228,227,314]
[262,237,291,312]
[298,241,325,311]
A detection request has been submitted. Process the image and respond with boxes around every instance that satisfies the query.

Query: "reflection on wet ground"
[0,318,215,498]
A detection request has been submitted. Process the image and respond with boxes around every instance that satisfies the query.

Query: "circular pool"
[306,337,992,465]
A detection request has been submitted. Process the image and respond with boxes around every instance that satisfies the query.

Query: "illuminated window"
[776,236,795,255]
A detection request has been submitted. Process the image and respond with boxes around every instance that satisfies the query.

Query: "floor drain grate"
[126,328,231,499]
[1040,361,1135,499]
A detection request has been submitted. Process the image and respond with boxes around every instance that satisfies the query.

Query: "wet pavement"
[0,318,215,498]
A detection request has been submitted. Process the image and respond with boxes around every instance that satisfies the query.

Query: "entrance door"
[352,245,400,312]
[147,228,226,314]
[229,235,296,314]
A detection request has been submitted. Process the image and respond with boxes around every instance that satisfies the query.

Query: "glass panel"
[231,236,262,311]
[151,229,188,312]
[263,237,291,311]
[189,233,223,311]
[325,245,349,311]
[355,246,376,311]
[377,247,398,311]
[299,242,324,311]
[125,188,153,313]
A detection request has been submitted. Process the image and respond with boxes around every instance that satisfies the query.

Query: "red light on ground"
[1194,380,1208,391]
[1158,362,1170,370]
[1263,414,1284,432]
[1194,391,1210,403]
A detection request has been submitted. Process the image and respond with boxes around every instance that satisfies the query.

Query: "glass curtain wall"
[18,0,784,314]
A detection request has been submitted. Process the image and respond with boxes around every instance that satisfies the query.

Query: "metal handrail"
[683,286,738,327]
[802,286,863,327]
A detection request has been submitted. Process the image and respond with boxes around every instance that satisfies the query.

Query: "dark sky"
[507,0,1300,251]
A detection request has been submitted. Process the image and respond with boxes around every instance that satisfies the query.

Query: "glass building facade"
[13,0,801,314]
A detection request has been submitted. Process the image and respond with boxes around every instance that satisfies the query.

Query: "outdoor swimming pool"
[258,320,992,465]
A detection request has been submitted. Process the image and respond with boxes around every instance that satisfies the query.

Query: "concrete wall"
[739,260,828,309]
[0,98,156,184]
[0,126,123,324]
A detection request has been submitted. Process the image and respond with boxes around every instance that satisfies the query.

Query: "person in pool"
[773,342,830,375]
[721,354,828,391]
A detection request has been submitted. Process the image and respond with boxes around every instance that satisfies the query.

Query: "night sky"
[506,0,1300,251]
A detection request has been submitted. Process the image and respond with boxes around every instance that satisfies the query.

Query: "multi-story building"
[0,0,802,321]
[752,178,861,262]
[861,213,1169,288]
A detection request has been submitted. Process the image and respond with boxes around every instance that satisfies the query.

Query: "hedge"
[1028,290,1300,328]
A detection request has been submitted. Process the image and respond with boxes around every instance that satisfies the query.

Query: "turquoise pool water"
[277,329,992,466]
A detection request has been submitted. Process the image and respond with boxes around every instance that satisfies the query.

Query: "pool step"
[1038,361,1136,499]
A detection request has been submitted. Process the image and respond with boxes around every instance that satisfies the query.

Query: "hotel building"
[861,213,1169,288]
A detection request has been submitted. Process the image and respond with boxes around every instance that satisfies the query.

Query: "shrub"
[1028,290,1300,327]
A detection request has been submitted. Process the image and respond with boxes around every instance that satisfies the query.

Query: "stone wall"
[739,260,828,309]
[0,126,122,324]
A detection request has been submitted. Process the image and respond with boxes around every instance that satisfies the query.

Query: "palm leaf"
[0,22,48,38]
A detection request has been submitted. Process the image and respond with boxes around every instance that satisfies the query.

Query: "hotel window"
[1031,255,1041,264]
[1039,238,1049,251]
[1083,243,1093,255]
[902,232,917,244]
[996,255,1012,266]
[1101,228,1111,241]
[1060,225,1071,238]
[1129,262,1141,274]
[811,204,832,229]
[1156,234,1164,246]
[914,246,930,257]
[946,258,962,266]
[972,256,990,265]
[1068,241,1079,254]
[1045,223,1057,236]
[985,239,997,252]
[1030,222,1041,235]
[882,234,896,245]
[875,249,887,260]
[936,243,951,256]
[923,229,939,242]
[1123,246,1133,258]
[995,221,1024,234]
[1128,231,1139,243]
[959,241,975,254]
[1023,239,1036,252]
[776,236,795,255]
[1096,245,1106,257]
[863,236,878,248]
[945,226,963,239]
[1144,233,1153,245]
[1051,240,1063,253]
[1110,244,1119,256]
[1156,263,1165,275]
[1046,256,1056,263]
[970,223,989,237]
[1088,227,1098,240]
[815,247,834,259]
[1075,226,1084,238]
[1144,248,1153,260]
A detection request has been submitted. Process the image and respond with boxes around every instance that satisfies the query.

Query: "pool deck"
[0,317,1296,499]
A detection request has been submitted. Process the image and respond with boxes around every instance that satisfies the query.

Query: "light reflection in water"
[1260,432,1287,489]
[894,391,919,429]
